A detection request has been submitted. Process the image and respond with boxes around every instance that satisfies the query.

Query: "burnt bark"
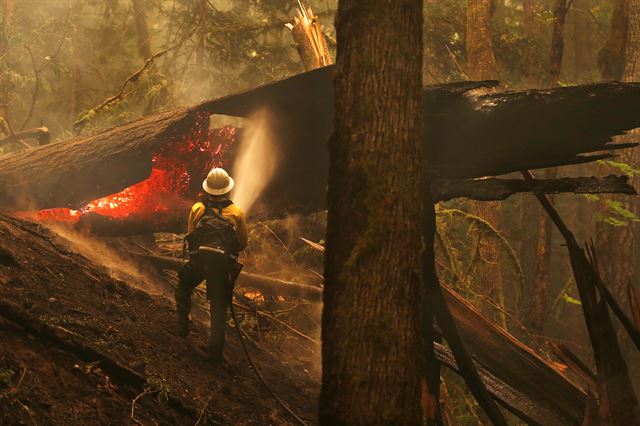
[320,1,424,423]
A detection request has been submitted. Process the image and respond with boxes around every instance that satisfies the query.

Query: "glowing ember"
[33,124,237,228]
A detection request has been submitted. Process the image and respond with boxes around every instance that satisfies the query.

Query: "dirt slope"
[0,211,319,425]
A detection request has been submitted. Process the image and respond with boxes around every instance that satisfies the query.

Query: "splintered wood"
[286,1,332,71]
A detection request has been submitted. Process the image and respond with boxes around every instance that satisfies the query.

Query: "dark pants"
[176,252,233,361]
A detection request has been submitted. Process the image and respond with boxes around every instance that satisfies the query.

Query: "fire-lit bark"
[599,0,629,80]
[320,0,425,423]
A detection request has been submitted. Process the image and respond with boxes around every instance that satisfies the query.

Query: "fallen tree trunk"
[139,252,584,424]
[64,175,637,237]
[1,67,639,216]
[0,108,204,209]
[434,342,570,426]
[432,175,637,202]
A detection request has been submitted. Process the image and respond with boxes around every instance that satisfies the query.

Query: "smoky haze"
[231,109,280,214]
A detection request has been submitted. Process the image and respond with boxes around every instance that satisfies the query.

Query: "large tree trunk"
[466,0,498,80]
[466,0,505,327]
[320,1,425,423]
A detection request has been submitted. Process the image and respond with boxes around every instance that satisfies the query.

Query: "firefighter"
[175,167,248,363]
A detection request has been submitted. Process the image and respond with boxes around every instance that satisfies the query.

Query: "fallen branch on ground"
[0,127,50,148]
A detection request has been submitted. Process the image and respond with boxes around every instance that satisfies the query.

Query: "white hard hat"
[202,167,235,195]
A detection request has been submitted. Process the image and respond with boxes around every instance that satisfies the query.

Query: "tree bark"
[320,1,425,424]
[466,0,498,80]
[466,0,505,327]
[528,168,557,333]
[598,0,629,80]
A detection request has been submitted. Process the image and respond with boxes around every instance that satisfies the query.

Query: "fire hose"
[230,301,308,425]
[197,246,308,425]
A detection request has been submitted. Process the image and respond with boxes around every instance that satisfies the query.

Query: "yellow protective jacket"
[187,200,248,251]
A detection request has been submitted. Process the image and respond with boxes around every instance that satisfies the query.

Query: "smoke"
[45,224,164,295]
[231,109,280,213]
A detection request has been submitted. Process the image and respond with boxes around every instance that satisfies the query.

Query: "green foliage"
[147,376,170,404]
[601,160,640,177]
[561,293,582,306]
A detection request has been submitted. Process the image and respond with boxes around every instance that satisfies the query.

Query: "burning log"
[1,67,639,234]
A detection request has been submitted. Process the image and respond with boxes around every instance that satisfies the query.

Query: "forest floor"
[0,211,322,425]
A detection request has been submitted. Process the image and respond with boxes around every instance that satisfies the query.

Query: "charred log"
[435,342,570,426]
[432,175,637,202]
[2,67,640,218]
[0,108,204,210]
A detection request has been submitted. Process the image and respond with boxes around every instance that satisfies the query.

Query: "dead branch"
[286,1,332,71]
[0,127,50,148]
[548,341,597,391]
[233,299,319,345]
[131,388,159,426]
[73,12,204,132]
[522,169,640,424]
[587,244,640,352]
[432,175,637,202]
[20,45,40,132]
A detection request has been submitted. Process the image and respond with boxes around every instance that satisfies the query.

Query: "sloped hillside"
[0,211,318,425]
